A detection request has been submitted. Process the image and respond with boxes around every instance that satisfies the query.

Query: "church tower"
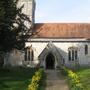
[17,0,36,28]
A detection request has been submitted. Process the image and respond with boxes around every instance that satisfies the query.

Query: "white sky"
[35,0,90,23]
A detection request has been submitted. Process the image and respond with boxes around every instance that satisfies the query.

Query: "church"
[4,0,90,69]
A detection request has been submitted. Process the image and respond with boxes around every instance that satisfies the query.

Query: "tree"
[0,0,31,52]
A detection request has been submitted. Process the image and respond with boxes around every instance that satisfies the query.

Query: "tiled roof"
[32,23,90,38]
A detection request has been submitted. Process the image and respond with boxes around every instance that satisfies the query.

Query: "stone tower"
[17,0,36,28]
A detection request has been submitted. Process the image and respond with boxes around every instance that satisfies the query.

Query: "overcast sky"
[35,0,90,23]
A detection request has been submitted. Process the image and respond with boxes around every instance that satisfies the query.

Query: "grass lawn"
[0,67,36,90]
[76,68,90,90]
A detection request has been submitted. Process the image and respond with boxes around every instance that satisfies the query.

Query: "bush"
[61,67,84,90]
[28,68,44,90]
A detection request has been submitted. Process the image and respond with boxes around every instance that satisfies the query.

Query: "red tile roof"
[32,23,90,38]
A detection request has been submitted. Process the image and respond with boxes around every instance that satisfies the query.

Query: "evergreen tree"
[0,0,31,52]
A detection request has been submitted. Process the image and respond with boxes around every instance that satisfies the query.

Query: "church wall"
[26,42,47,65]
[4,49,24,67]
[78,43,90,67]
[26,41,90,68]
[54,42,90,67]
[4,41,90,68]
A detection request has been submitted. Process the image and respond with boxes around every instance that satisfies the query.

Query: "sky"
[35,0,90,23]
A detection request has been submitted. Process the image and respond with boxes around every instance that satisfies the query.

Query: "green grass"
[0,67,36,90]
[76,68,90,90]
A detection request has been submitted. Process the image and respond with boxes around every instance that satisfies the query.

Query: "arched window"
[72,50,74,61]
[75,50,77,59]
[68,51,71,61]
[31,50,34,61]
[85,45,88,55]
[68,47,78,61]
[28,51,30,61]
[24,46,34,61]
[30,49,34,61]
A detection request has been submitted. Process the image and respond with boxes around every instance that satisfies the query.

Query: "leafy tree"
[0,0,31,52]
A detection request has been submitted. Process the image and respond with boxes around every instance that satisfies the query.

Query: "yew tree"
[0,0,31,52]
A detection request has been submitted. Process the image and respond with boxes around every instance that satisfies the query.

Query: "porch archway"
[45,53,55,69]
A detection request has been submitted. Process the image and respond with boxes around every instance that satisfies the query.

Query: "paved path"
[45,70,69,90]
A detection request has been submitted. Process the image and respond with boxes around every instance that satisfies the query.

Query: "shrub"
[28,68,43,90]
[61,67,84,90]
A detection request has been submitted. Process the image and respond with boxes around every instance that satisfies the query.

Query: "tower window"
[85,45,88,55]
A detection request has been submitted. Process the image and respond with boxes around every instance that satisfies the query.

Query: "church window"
[85,45,88,55]
[28,51,30,61]
[68,47,78,61]
[24,46,34,61]
[68,51,71,61]
[75,50,77,59]
[72,50,74,61]
[31,50,34,61]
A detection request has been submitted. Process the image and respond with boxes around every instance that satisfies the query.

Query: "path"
[45,70,69,90]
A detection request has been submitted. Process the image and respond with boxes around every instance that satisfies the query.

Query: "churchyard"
[0,66,90,90]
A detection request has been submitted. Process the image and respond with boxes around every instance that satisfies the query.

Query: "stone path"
[45,70,69,90]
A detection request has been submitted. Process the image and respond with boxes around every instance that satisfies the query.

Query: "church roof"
[32,23,90,39]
